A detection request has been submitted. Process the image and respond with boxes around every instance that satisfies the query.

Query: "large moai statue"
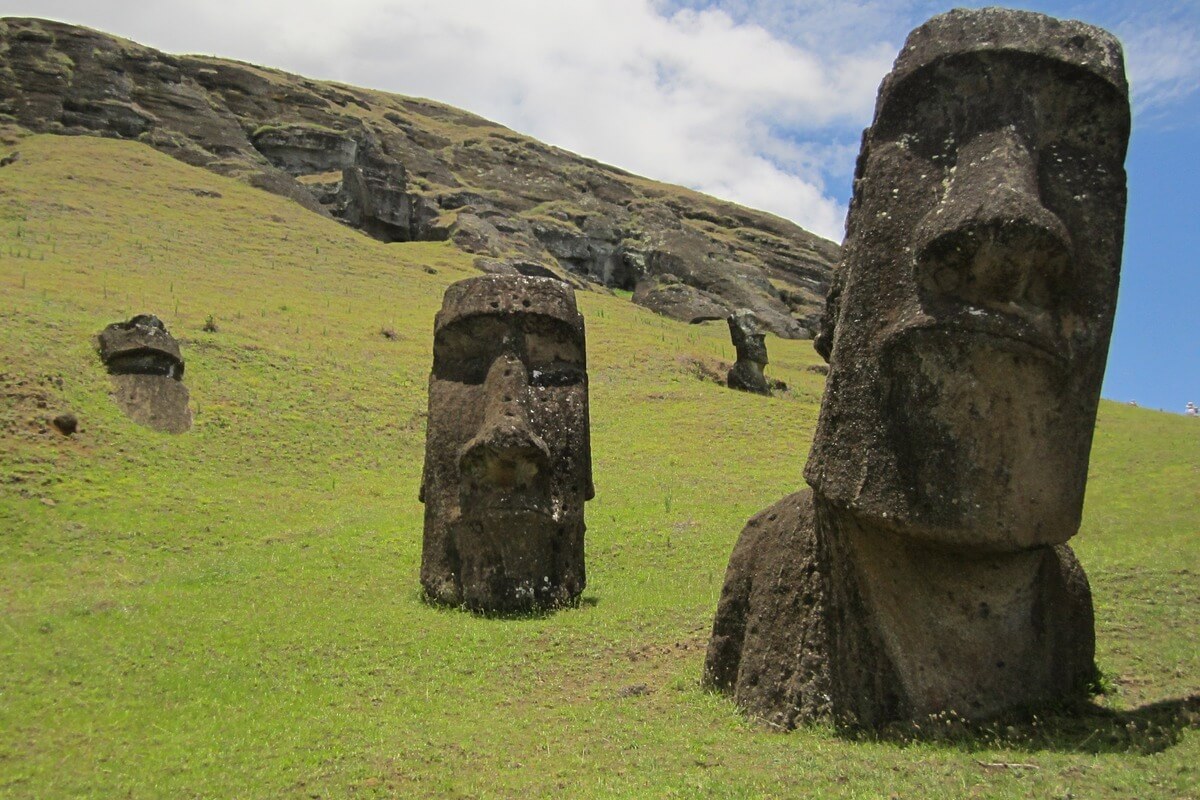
[726,309,771,395]
[97,314,192,433]
[420,275,593,611]
[704,8,1129,728]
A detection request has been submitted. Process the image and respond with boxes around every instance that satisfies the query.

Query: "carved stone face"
[420,275,592,610]
[805,9,1129,553]
[98,314,184,379]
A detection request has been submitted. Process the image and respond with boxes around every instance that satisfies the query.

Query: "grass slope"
[0,134,1197,799]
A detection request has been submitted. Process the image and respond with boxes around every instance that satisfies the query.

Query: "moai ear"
[813,266,842,364]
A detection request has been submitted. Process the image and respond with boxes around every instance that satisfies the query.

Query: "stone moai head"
[420,275,593,611]
[728,310,768,366]
[98,314,184,379]
[97,314,191,433]
[727,309,771,395]
[805,8,1129,553]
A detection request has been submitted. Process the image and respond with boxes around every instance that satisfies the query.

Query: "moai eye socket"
[524,317,585,387]
[528,364,585,388]
[432,316,510,384]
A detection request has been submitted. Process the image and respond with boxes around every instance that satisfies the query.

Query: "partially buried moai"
[97,314,192,433]
[726,309,771,395]
[421,275,593,611]
[704,8,1129,727]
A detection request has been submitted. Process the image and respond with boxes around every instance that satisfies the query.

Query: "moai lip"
[420,275,592,612]
[706,8,1128,728]
[97,314,192,433]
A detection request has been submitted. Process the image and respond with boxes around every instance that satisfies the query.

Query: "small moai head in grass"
[97,314,192,433]
[726,309,770,395]
[420,274,592,611]
[805,8,1130,553]
[98,314,184,379]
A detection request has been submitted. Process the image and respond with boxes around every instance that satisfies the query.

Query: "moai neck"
[817,496,1095,723]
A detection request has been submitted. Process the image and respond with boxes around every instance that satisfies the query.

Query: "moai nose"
[458,354,551,492]
[913,127,1072,309]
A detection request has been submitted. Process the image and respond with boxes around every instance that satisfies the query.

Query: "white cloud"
[8,0,905,240]
[9,1,1200,239]
[290,0,896,239]
[1118,22,1200,117]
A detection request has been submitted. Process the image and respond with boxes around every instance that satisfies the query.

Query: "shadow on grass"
[858,694,1200,755]
[419,591,599,621]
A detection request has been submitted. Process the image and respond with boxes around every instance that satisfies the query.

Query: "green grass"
[0,134,1197,798]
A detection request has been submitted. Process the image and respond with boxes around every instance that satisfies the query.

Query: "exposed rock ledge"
[0,17,840,336]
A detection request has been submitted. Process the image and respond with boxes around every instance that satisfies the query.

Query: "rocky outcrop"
[633,276,728,325]
[0,17,838,335]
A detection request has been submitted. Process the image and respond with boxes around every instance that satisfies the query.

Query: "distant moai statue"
[726,309,771,395]
[97,314,192,433]
[420,275,593,611]
[705,8,1130,728]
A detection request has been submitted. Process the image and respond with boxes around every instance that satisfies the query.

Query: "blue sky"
[5,0,1198,411]
[663,0,1200,412]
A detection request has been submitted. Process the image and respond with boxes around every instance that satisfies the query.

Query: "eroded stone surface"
[420,275,592,611]
[632,275,730,325]
[97,314,191,433]
[726,309,770,395]
[705,8,1128,728]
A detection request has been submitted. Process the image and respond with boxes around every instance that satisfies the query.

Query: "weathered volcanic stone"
[97,314,191,433]
[632,276,729,325]
[420,275,593,611]
[705,8,1129,728]
[726,309,770,395]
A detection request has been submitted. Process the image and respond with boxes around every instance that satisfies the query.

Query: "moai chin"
[420,275,593,611]
[705,8,1129,728]
[97,314,192,433]
[726,309,771,395]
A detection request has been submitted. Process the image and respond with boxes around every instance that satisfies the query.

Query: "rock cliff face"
[0,17,839,336]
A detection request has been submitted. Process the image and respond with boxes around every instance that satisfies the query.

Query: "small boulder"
[633,278,728,324]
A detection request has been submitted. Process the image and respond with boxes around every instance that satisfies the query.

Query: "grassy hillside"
[1,133,1197,799]
[0,16,839,340]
